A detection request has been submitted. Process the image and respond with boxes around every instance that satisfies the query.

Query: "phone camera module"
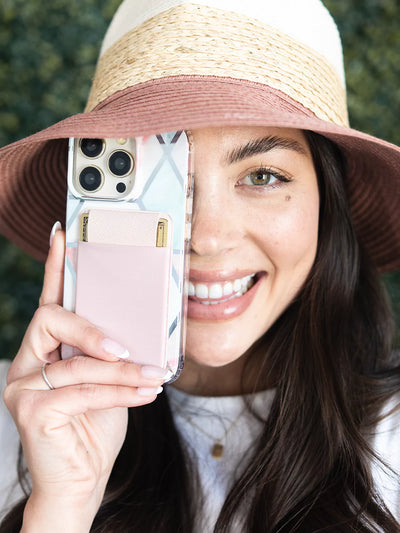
[79,166,103,192]
[80,138,104,158]
[108,150,133,177]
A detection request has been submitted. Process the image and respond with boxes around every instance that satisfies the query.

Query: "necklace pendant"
[211,442,224,458]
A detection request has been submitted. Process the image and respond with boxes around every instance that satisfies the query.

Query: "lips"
[187,271,264,320]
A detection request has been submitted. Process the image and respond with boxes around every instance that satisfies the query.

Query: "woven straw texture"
[86,3,348,126]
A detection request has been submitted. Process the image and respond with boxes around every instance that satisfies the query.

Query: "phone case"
[62,132,193,382]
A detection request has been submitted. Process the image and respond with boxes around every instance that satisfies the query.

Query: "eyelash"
[238,167,292,189]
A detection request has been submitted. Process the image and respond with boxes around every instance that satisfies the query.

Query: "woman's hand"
[3,229,167,532]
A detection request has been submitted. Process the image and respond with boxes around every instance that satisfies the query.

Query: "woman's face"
[184,126,320,376]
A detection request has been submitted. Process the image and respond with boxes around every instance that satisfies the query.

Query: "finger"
[39,227,65,307]
[3,382,160,430]
[16,357,168,391]
[18,384,160,419]
[29,305,130,361]
[10,305,131,381]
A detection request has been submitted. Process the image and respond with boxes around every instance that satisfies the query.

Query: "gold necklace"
[171,400,248,459]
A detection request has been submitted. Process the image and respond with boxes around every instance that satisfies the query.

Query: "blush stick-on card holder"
[74,208,173,368]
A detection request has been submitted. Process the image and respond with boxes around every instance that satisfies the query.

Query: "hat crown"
[101,0,345,84]
[87,0,349,126]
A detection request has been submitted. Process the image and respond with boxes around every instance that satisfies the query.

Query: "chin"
[184,329,255,369]
[185,302,275,363]
[184,351,240,369]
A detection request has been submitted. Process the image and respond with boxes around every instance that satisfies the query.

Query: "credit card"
[80,211,169,246]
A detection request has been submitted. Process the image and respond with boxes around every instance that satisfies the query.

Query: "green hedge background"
[0,0,399,359]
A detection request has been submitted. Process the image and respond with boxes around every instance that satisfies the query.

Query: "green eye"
[241,169,281,186]
[238,167,291,189]
[248,171,276,186]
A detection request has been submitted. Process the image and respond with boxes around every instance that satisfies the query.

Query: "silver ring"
[41,362,55,390]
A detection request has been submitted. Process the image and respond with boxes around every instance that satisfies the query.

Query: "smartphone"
[62,132,193,382]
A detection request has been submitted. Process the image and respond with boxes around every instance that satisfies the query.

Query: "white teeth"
[223,282,233,296]
[209,283,223,299]
[233,279,242,292]
[189,273,256,304]
[195,283,208,299]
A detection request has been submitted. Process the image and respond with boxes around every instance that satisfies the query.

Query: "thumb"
[39,222,65,307]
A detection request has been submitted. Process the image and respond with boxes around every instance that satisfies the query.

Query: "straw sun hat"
[0,0,399,270]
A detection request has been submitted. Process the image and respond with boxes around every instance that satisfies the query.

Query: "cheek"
[250,195,319,269]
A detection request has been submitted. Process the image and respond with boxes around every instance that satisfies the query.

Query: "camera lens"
[79,166,102,192]
[108,151,133,176]
[80,138,104,158]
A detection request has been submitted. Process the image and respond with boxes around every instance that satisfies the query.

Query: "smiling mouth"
[188,273,259,305]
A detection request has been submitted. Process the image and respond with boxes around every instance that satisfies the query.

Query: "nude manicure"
[101,338,130,359]
[137,386,163,396]
[141,365,169,379]
[49,221,62,247]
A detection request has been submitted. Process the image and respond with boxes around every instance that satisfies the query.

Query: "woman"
[0,0,399,531]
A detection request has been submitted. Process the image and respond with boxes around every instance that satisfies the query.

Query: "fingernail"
[49,221,62,247]
[141,365,169,379]
[137,386,163,396]
[101,338,130,359]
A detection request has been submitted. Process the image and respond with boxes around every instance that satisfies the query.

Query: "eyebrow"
[224,135,308,165]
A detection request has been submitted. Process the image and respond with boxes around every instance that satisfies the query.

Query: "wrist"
[21,491,102,533]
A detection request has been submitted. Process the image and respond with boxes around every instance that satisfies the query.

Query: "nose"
[190,179,243,258]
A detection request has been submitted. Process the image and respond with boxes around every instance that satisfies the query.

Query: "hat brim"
[0,76,399,270]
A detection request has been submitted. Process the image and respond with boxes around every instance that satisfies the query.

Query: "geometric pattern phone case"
[62,131,193,382]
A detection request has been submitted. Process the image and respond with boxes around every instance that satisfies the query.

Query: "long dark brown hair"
[2,131,400,532]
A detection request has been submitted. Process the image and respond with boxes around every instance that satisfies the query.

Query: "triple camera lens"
[79,138,133,193]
